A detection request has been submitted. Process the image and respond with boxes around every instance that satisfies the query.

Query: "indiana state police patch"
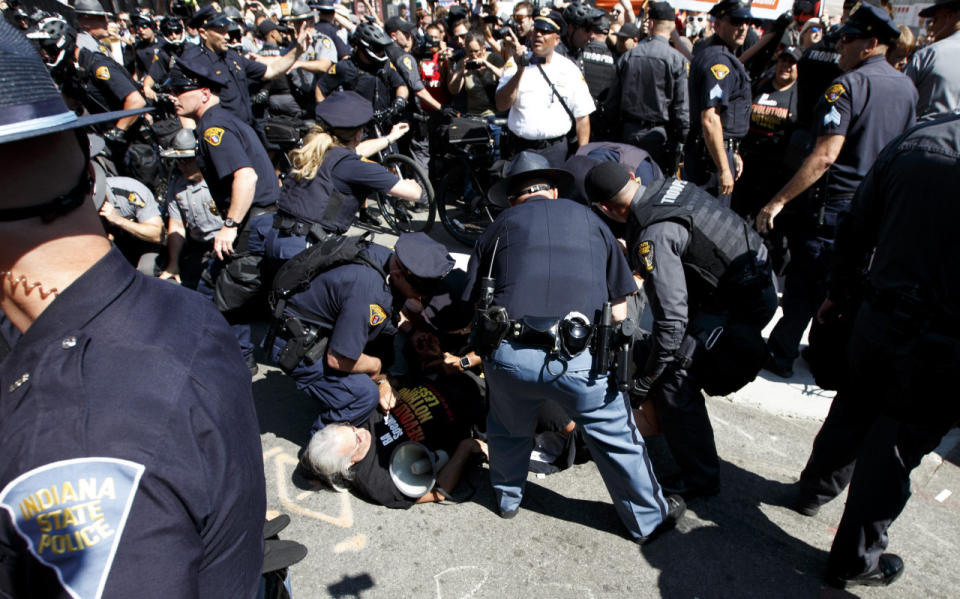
[0,458,145,599]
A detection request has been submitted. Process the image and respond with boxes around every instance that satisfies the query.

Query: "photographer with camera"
[448,29,505,117]
[495,9,595,167]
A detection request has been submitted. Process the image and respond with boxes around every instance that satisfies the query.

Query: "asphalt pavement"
[251,222,960,599]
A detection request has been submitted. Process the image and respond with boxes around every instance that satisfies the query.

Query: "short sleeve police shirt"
[78,49,139,111]
[689,40,751,137]
[105,176,161,222]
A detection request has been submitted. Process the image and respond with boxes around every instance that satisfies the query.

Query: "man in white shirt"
[496,8,595,166]
[905,0,960,120]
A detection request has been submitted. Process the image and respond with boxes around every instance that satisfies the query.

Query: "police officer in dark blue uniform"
[462,151,685,541]
[789,115,960,590]
[606,1,690,172]
[265,91,422,260]
[270,233,454,432]
[757,3,917,378]
[144,17,186,101]
[685,0,753,206]
[166,54,280,371]
[131,14,161,80]
[312,0,353,59]
[0,22,264,597]
[588,160,777,498]
[178,5,311,125]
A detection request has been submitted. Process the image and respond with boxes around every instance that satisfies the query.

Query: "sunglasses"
[809,26,822,33]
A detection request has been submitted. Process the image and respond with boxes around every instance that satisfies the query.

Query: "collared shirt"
[167,179,224,242]
[179,43,267,125]
[688,37,751,139]
[0,248,265,598]
[76,48,139,114]
[497,53,596,140]
[105,176,161,223]
[905,29,960,121]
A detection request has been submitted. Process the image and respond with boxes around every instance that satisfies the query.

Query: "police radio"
[473,238,510,357]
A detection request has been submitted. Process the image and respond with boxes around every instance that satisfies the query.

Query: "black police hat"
[648,2,677,21]
[314,90,373,128]
[189,5,232,29]
[394,232,455,292]
[74,0,112,17]
[313,0,338,12]
[584,161,633,204]
[779,45,803,62]
[919,0,960,17]
[839,2,901,44]
[384,16,416,34]
[257,19,290,39]
[159,128,197,158]
[709,0,753,20]
[489,151,575,208]
[588,10,611,34]
[163,54,229,92]
[534,7,567,35]
[0,19,151,145]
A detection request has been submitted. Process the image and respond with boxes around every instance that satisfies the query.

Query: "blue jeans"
[484,341,669,540]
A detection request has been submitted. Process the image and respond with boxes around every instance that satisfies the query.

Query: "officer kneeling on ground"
[461,151,684,543]
[588,161,778,499]
[269,233,454,434]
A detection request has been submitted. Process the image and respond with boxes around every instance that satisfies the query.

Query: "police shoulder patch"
[203,127,225,147]
[710,63,730,80]
[0,457,145,599]
[95,65,111,81]
[328,64,337,74]
[322,38,331,48]
[402,56,413,71]
[637,240,655,273]
[370,304,387,326]
[824,83,846,103]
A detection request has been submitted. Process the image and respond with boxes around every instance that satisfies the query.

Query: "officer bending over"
[589,161,777,499]
[462,151,685,542]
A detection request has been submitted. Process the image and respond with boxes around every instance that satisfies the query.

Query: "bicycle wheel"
[376,154,435,234]
[436,161,501,247]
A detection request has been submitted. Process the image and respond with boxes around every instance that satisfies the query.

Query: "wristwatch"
[459,356,471,370]
[223,218,239,228]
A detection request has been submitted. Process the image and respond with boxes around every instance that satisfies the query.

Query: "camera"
[491,18,518,40]
[465,59,483,70]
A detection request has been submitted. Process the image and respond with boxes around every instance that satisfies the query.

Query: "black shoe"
[359,206,381,225]
[638,495,686,545]
[795,495,821,517]
[826,554,904,589]
[245,355,258,376]
[801,346,815,364]
[763,354,794,378]
[497,506,519,519]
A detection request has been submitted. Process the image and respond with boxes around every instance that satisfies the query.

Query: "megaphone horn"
[388,441,450,498]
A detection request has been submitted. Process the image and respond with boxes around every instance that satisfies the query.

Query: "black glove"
[629,375,656,409]
[252,89,269,106]
[103,127,128,145]
[390,95,407,114]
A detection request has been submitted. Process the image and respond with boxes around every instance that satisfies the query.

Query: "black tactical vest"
[582,40,616,103]
[277,146,356,232]
[628,177,764,289]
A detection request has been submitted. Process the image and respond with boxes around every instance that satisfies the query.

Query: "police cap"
[257,19,290,39]
[778,45,803,62]
[159,128,197,158]
[648,2,677,21]
[189,5,232,29]
[585,161,632,204]
[589,10,611,34]
[489,151,575,208]
[709,0,753,20]
[314,90,373,128]
[163,54,229,92]
[384,16,416,34]
[919,0,960,17]
[533,7,566,35]
[394,233,455,293]
[313,0,338,12]
[838,2,901,44]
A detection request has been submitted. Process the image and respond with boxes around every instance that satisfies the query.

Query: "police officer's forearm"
[107,215,165,244]
[701,108,728,175]
[610,297,628,323]
[575,115,590,147]
[293,58,333,74]
[415,88,443,111]
[264,46,303,80]
[495,68,523,112]
[227,167,258,223]
[396,85,409,100]
[165,220,186,272]
[646,319,686,378]
[771,134,845,205]
[326,350,381,375]
[117,91,147,130]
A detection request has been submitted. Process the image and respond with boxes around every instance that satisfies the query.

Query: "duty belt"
[866,286,960,338]
[508,316,562,352]
[273,213,336,243]
[723,138,741,152]
[626,117,668,129]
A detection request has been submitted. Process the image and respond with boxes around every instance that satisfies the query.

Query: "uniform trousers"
[682,143,737,208]
[505,134,569,168]
[483,340,668,540]
[799,304,959,577]
[623,123,671,174]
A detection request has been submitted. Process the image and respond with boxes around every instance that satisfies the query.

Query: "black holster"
[474,305,510,357]
[276,317,329,374]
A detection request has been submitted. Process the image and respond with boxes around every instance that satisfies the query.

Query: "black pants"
[505,133,569,168]
[799,304,959,577]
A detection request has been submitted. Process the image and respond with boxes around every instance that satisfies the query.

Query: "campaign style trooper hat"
[489,151,575,208]
[74,0,113,17]
[283,0,318,22]
[0,19,151,146]
[159,128,198,158]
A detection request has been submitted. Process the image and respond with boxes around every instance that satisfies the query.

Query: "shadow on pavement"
[253,369,314,448]
[327,572,376,598]
[642,459,845,599]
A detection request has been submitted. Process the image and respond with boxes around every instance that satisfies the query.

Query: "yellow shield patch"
[127,192,145,207]
[370,304,387,326]
[95,66,111,81]
[824,83,846,103]
[710,63,730,81]
[637,241,655,273]
[203,127,225,147]
[328,64,337,74]
[402,56,413,70]
[322,38,331,48]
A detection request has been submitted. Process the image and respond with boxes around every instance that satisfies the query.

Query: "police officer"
[588,160,777,498]
[757,3,916,378]
[283,0,337,114]
[581,10,617,140]
[557,1,591,59]
[143,17,186,102]
[789,115,960,590]
[265,91,421,260]
[157,128,224,289]
[0,21,264,596]
[606,1,689,173]
[166,54,280,371]
[462,151,685,541]
[92,164,165,271]
[131,14,161,80]
[312,0,353,60]
[905,0,960,121]
[73,0,116,56]
[270,233,455,432]
[178,5,311,125]
[685,0,753,206]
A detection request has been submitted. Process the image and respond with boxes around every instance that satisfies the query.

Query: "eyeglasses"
[809,26,822,33]
[513,13,530,20]
[350,426,363,455]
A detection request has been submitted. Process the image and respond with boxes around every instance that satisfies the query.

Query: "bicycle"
[366,117,436,235]
[435,115,508,247]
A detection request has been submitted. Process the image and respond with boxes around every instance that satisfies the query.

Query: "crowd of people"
[1,0,959,595]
